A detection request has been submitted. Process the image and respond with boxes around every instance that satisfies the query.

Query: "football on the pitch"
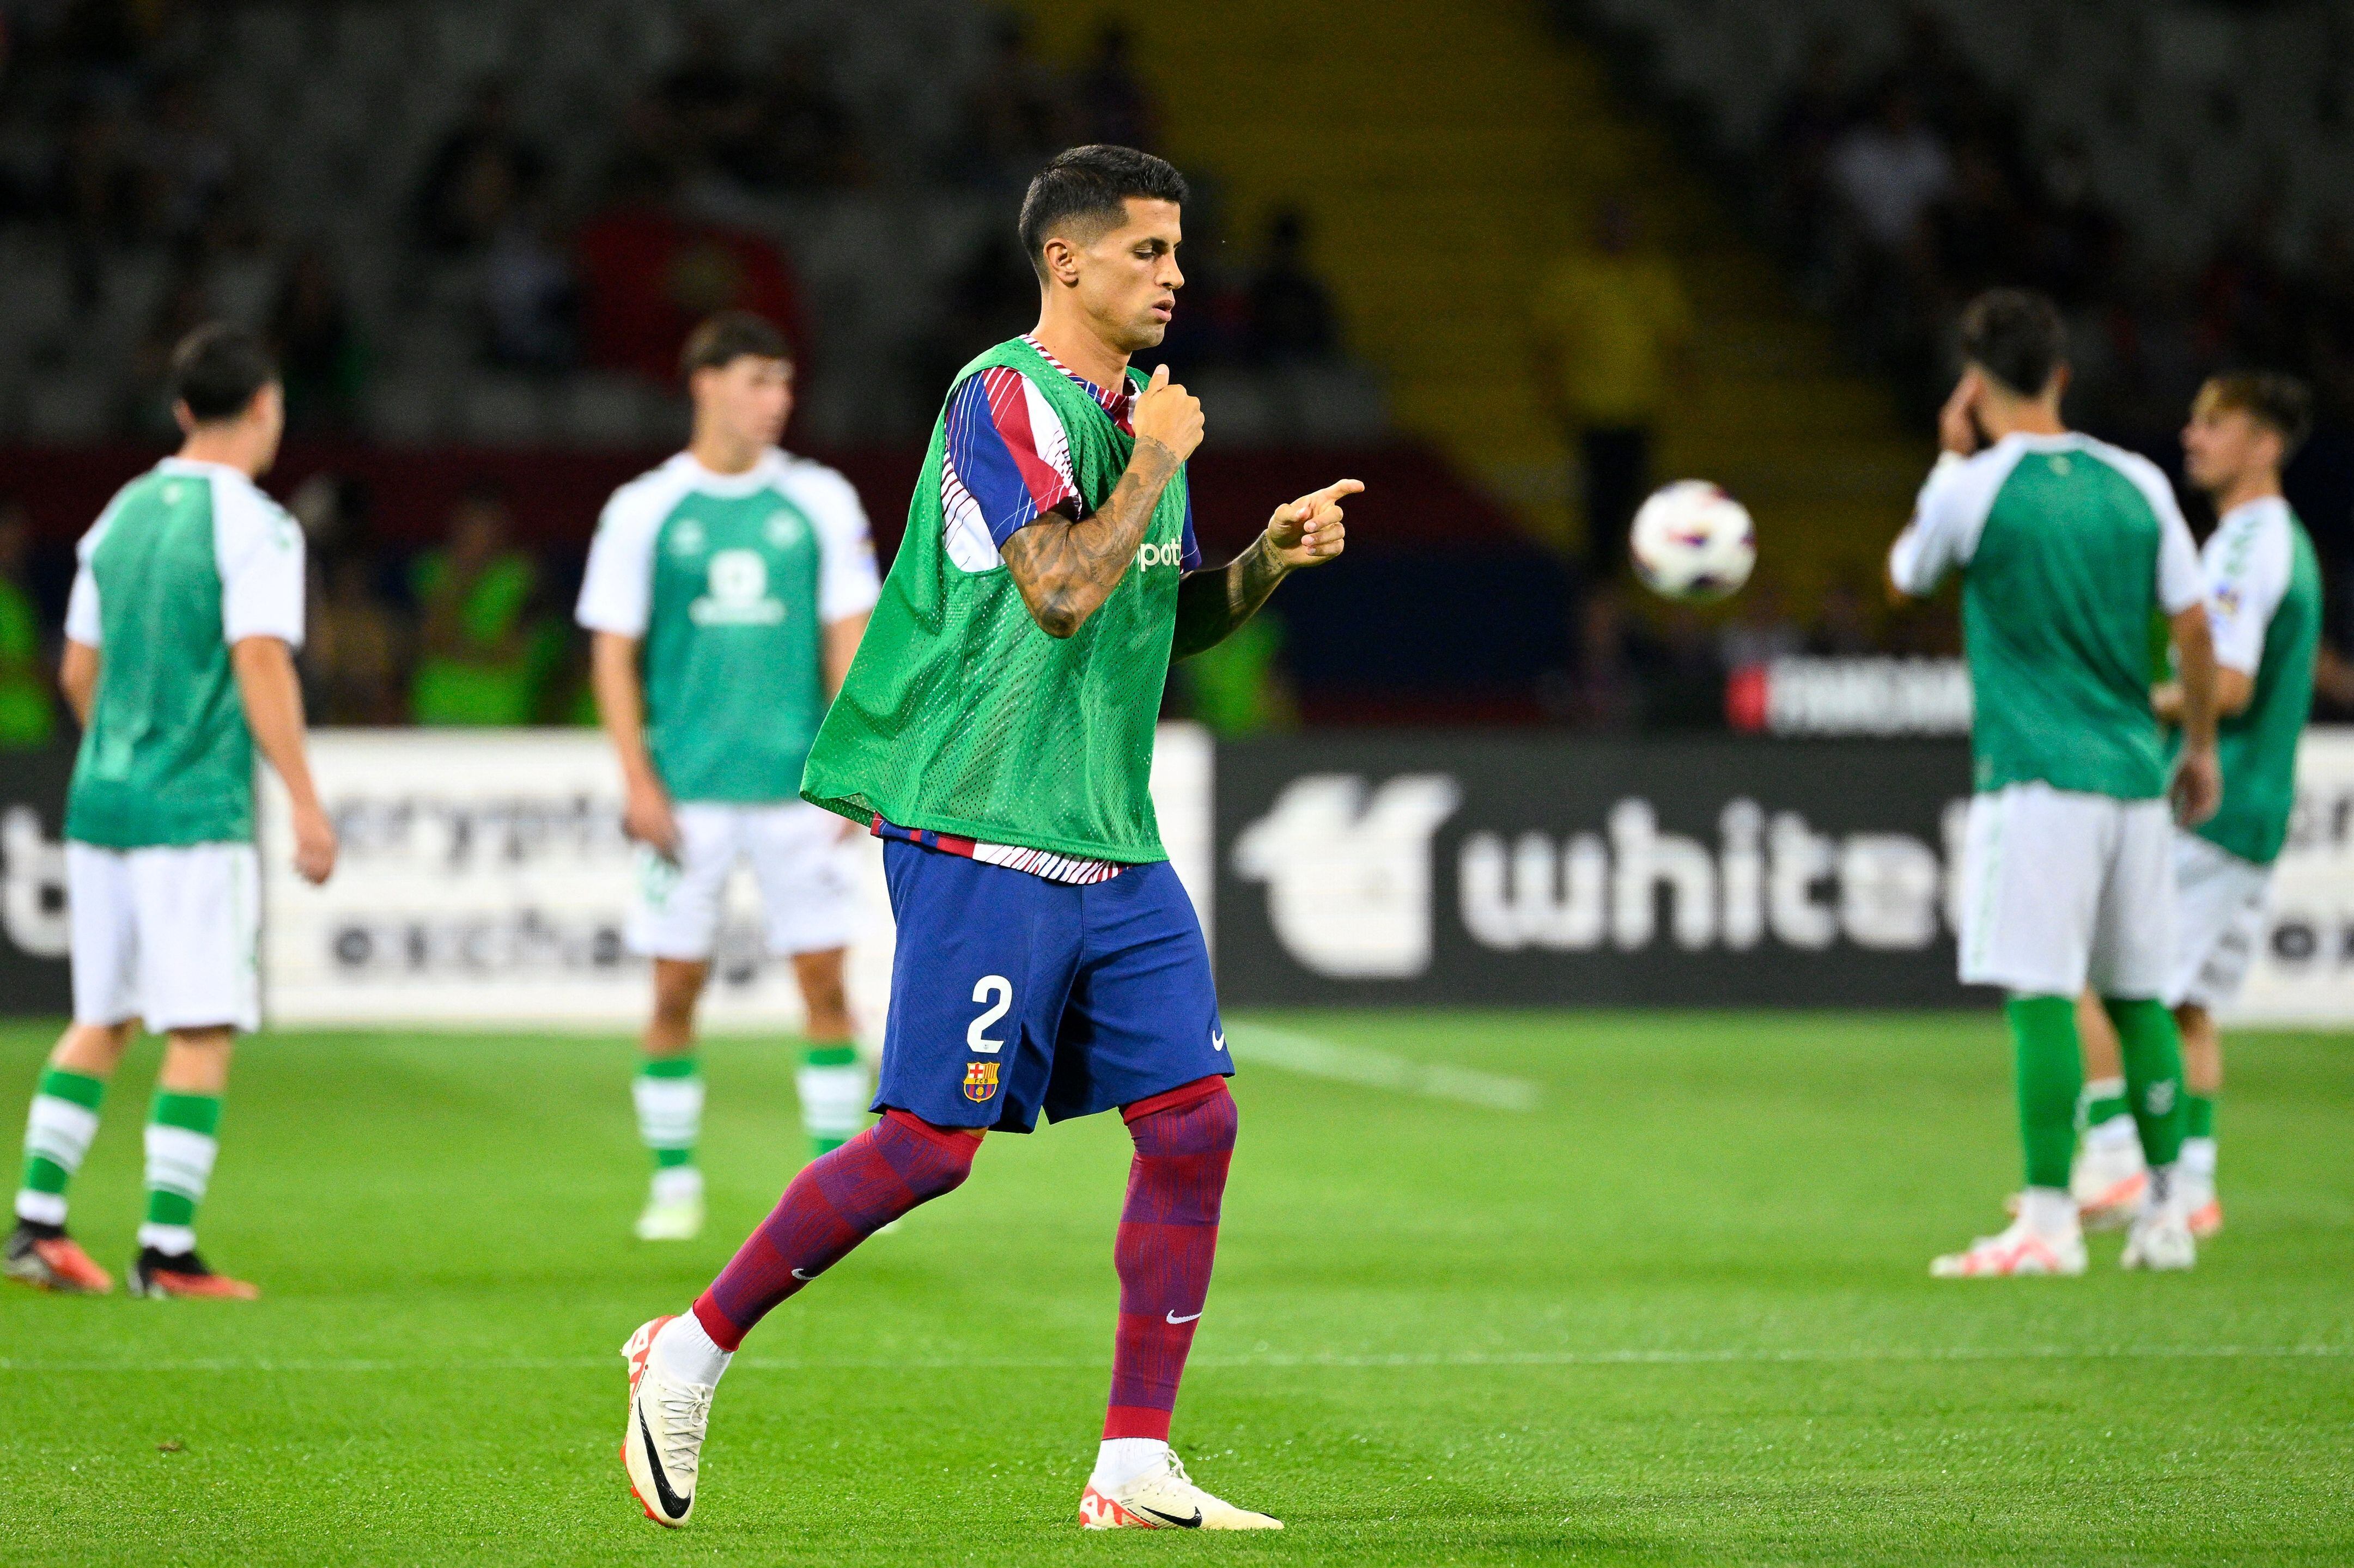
[1629,480,1756,602]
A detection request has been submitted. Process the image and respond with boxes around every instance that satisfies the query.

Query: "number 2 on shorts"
[968,975,1013,1054]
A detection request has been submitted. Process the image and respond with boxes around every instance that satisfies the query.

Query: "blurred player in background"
[616,145,1355,1533]
[1887,289,2220,1279]
[2066,374,2321,1240]
[5,326,337,1299]
[578,312,880,1242]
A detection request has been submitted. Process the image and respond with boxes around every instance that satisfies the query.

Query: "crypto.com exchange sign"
[1214,735,1979,1007]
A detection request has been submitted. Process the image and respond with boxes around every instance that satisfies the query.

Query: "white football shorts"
[1956,782,2174,998]
[68,841,261,1034]
[2166,831,2272,1011]
[626,800,859,961]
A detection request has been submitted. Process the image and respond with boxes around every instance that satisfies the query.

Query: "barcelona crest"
[963,1061,1000,1102]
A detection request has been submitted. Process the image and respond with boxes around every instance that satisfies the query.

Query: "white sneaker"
[621,1316,713,1527]
[2069,1139,2147,1232]
[1079,1453,1282,1530]
[1931,1218,2088,1278]
[635,1171,704,1241]
[2120,1206,2197,1271]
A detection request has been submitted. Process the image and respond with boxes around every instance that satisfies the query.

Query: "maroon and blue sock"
[691,1109,977,1350]
[1103,1077,1236,1442]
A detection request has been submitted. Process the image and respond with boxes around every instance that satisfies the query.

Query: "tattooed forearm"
[999,438,1182,638]
[1171,533,1289,661]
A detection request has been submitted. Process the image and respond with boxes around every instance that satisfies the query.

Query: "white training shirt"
[2201,496,2297,676]
[1888,432,2206,615]
[64,456,308,650]
[576,448,881,638]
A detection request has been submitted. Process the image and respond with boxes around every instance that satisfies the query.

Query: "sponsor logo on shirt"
[963,1060,1000,1102]
[1136,539,1184,570]
[690,548,786,626]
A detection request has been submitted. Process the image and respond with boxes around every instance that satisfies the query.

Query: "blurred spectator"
[574,173,806,386]
[960,15,1066,185]
[136,76,234,242]
[1177,613,1297,738]
[413,82,546,254]
[311,553,410,725]
[410,486,542,725]
[1716,578,1804,670]
[1530,199,1693,582]
[747,43,864,192]
[272,244,364,432]
[1765,36,1853,267]
[0,501,56,751]
[1806,579,1878,658]
[482,202,579,371]
[1075,22,1159,150]
[1245,207,1338,364]
[1829,86,1949,255]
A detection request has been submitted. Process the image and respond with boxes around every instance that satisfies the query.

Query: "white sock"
[795,1059,869,1146]
[2084,1112,2140,1153]
[650,1165,704,1205]
[651,1311,732,1388]
[2180,1136,2218,1179]
[634,1069,704,1164]
[137,1222,197,1254]
[2018,1185,2077,1238]
[18,1088,104,1225]
[1091,1437,1172,1490]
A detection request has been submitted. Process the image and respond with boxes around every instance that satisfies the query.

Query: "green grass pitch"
[2,1010,2349,1566]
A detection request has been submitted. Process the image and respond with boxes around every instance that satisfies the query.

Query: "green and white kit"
[2164,496,2321,1009]
[1889,432,2206,997]
[576,448,881,961]
[62,456,305,1034]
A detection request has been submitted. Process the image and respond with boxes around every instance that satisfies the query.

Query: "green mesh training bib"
[800,338,1189,861]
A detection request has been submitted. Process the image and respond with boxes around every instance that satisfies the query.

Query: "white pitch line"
[3,1344,2343,1375]
[1226,1022,1542,1112]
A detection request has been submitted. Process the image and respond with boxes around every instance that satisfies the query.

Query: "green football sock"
[141,1090,222,1253]
[2103,997,2186,1169]
[16,1067,107,1226]
[2006,995,2081,1192]
[796,1041,866,1157]
[633,1055,702,1171]
[2185,1094,2216,1141]
[2079,1076,2130,1131]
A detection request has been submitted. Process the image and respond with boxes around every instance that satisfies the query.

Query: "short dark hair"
[679,311,792,383]
[1957,288,2067,399]
[1017,144,1188,282]
[169,324,278,423]
[2198,371,2313,457]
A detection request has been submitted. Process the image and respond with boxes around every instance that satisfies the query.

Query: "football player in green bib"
[5,326,338,1300]
[1888,290,2223,1278]
[2066,374,2322,1241]
[616,147,1357,1532]
[578,313,882,1242]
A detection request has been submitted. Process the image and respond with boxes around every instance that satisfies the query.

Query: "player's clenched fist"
[1265,478,1361,570]
[1131,363,1204,463]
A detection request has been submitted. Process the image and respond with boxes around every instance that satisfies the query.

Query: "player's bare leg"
[634,959,708,1241]
[2175,1003,2223,1236]
[7,1021,132,1295]
[622,1112,981,1525]
[126,1026,258,1299]
[790,947,868,1159]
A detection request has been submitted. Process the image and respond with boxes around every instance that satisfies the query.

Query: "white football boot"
[635,1168,704,1242]
[621,1316,713,1527]
[1931,1218,2088,1278]
[2119,1204,2197,1271]
[2069,1136,2147,1233]
[1079,1453,1282,1530]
